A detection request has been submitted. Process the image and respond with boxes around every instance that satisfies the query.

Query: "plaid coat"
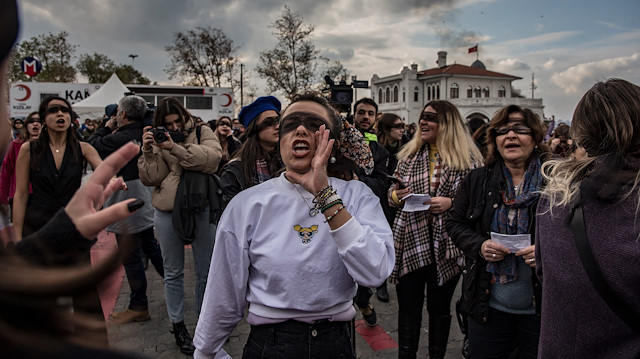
[389,144,476,285]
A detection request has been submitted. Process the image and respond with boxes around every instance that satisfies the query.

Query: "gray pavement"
[107,247,465,358]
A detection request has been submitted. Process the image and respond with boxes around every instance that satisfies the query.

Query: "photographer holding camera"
[138,97,221,355]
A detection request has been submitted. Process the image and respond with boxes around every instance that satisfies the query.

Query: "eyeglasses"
[495,124,532,136]
[419,112,438,123]
[391,123,405,129]
[46,105,70,114]
[217,121,231,127]
[280,114,329,134]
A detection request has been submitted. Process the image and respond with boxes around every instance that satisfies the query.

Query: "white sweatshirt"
[193,173,395,358]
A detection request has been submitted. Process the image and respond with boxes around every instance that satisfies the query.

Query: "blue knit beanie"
[238,96,281,128]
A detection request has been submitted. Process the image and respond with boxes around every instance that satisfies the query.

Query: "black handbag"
[570,191,640,334]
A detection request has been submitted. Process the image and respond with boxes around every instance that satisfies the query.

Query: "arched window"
[414,86,419,102]
[450,83,459,99]
[393,85,398,102]
[498,85,506,98]
[467,86,473,98]
[436,85,440,99]
[427,86,431,101]
[402,88,406,102]
[483,86,490,97]
[474,86,481,98]
[378,89,383,102]
[385,87,390,103]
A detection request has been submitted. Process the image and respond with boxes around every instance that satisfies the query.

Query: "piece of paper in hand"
[490,232,531,253]
[401,194,431,212]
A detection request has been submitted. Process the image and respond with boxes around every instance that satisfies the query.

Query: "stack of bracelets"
[312,185,345,223]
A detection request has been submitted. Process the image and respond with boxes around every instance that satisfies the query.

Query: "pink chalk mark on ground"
[355,319,398,351]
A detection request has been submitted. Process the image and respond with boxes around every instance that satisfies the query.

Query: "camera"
[148,126,185,143]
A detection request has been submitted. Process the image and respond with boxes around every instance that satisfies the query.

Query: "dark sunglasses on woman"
[46,106,70,114]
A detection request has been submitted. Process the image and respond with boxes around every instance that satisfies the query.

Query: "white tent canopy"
[73,73,130,119]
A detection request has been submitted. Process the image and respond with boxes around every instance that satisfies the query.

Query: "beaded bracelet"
[313,185,334,203]
[324,205,345,223]
[321,199,343,213]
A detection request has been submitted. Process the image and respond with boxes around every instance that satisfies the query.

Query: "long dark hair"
[31,96,81,170]
[376,113,402,147]
[232,116,282,188]
[153,97,193,130]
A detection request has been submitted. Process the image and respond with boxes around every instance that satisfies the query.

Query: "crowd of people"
[1,2,640,359]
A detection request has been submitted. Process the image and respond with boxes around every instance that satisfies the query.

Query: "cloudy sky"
[15,0,640,121]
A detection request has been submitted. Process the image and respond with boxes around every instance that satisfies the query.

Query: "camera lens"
[153,129,167,143]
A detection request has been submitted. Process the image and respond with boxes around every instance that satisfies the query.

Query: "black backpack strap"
[569,189,640,334]
[196,125,202,144]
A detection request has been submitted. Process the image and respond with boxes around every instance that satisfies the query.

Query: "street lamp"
[128,54,138,65]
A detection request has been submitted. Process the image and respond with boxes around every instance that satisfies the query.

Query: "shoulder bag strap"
[570,190,640,334]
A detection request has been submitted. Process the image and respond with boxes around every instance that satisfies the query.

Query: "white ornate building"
[370,51,544,124]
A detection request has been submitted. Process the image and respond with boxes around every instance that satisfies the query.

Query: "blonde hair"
[398,100,482,170]
[542,78,640,210]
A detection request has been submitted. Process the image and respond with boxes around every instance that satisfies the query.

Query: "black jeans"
[116,228,164,311]
[243,320,355,359]
[467,307,540,359]
[395,264,460,354]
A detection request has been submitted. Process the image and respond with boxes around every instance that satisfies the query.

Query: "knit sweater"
[535,195,640,358]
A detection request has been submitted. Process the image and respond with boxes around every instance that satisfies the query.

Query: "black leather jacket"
[446,161,542,323]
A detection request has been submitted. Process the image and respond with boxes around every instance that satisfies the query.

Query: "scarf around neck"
[487,156,541,283]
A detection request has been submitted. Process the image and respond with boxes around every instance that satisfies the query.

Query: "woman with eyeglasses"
[219,96,284,201]
[13,97,104,240]
[194,93,394,358]
[213,115,242,173]
[137,96,221,355]
[388,101,482,359]
[447,105,550,359]
[0,111,41,210]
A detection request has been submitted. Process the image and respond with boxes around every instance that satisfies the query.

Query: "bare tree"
[165,26,238,88]
[256,5,325,100]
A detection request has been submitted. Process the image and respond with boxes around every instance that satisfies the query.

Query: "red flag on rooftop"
[468,45,478,54]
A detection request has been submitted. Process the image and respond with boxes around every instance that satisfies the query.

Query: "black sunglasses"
[280,114,329,135]
[419,112,438,123]
[217,121,231,127]
[259,116,280,128]
[46,105,70,114]
[495,124,532,136]
[391,123,405,129]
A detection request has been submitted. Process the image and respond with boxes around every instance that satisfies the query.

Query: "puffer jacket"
[446,161,542,324]
[137,120,222,212]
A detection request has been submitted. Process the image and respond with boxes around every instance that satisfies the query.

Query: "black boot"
[376,280,389,302]
[397,312,421,359]
[171,321,195,354]
[428,314,452,359]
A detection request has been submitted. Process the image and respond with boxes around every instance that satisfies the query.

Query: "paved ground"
[105,246,465,358]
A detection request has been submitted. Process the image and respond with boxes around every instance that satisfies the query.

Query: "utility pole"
[531,73,537,99]
[128,54,138,66]
[240,63,244,109]
[352,75,357,101]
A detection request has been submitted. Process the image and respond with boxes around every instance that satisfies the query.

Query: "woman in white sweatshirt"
[194,93,395,359]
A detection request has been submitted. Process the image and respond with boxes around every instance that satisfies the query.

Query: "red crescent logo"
[14,84,31,102]
[221,93,232,107]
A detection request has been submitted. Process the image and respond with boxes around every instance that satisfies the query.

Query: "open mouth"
[56,118,66,125]
[505,143,520,150]
[292,140,310,157]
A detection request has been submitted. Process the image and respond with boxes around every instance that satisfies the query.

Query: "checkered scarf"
[253,158,271,186]
[389,144,476,285]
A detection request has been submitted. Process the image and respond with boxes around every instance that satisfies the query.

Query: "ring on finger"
[528,258,535,263]
[492,253,496,258]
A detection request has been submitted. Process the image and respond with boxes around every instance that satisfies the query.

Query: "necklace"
[289,177,319,217]
[50,142,65,153]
